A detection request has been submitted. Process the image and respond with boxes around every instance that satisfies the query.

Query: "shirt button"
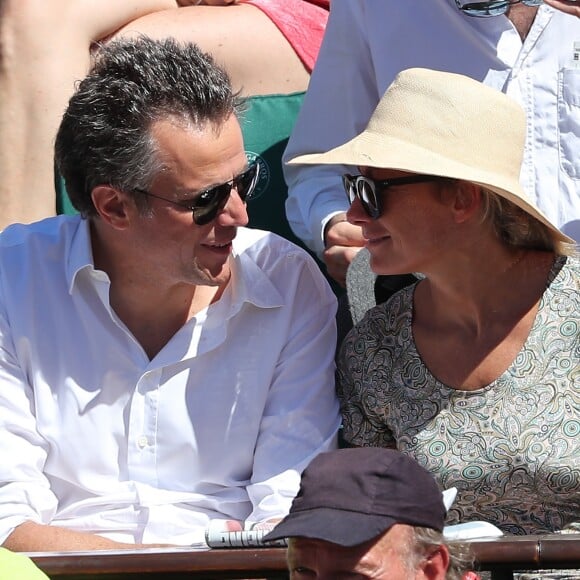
[137,436,149,449]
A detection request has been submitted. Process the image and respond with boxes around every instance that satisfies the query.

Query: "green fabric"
[55,169,75,216]
[0,548,48,580]
[240,92,306,248]
[240,92,340,293]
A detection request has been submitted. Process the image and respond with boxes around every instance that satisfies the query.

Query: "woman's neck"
[415,246,552,337]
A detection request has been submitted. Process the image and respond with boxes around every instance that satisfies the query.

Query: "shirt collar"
[66,217,102,294]
[229,229,284,310]
[65,220,284,310]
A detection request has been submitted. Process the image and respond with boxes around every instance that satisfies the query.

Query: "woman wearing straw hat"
[290,67,579,537]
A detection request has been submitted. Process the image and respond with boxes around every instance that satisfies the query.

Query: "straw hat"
[290,67,573,245]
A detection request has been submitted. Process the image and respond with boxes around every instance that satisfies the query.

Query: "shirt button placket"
[128,369,161,482]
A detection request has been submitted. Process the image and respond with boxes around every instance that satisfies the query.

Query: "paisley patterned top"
[337,256,580,535]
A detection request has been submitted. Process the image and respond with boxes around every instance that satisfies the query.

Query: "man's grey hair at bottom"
[408,527,474,580]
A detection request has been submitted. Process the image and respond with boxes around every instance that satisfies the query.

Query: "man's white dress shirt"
[284,0,580,254]
[0,216,340,546]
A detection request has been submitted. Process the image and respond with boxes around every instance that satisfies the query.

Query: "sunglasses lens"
[236,162,260,202]
[193,183,231,225]
[357,178,380,218]
[342,175,380,219]
[342,175,357,203]
[192,162,260,225]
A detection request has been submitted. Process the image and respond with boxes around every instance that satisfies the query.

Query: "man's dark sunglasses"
[342,174,440,220]
[455,0,542,17]
[134,161,260,225]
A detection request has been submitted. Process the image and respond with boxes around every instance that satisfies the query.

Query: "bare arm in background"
[114,1,310,97]
[0,0,310,230]
[0,0,177,228]
[3,521,173,552]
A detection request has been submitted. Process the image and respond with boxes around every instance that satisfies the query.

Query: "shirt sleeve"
[283,0,381,254]
[244,255,341,525]
[336,319,397,449]
[0,284,58,544]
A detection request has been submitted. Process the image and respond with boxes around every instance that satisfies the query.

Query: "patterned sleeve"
[336,311,397,449]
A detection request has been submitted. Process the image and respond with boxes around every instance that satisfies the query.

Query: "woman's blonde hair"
[479,187,577,257]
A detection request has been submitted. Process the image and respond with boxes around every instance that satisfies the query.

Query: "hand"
[543,0,580,17]
[206,518,244,534]
[249,518,283,532]
[323,215,365,287]
[224,519,244,531]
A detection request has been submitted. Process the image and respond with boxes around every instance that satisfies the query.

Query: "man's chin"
[195,263,232,288]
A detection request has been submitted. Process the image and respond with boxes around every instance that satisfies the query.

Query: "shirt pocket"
[558,68,580,180]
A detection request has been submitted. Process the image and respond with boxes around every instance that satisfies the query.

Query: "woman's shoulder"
[547,254,580,292]
[563,253,580,277]
[342,284,415,355]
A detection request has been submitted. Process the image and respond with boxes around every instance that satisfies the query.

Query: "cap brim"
[262,507,397,548]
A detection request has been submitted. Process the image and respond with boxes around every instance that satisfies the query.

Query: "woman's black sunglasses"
[342,173,440,220]
[134,160,260,225]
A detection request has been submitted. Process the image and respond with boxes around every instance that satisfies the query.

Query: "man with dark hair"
[264,448,477,580]
[0,37,339,552]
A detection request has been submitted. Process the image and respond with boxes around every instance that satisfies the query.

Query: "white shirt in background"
[284,0,580,254]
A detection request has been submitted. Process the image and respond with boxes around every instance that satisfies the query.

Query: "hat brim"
[262,507,399,547]
[289,134,574,246]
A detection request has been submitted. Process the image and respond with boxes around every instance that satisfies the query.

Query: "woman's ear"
[448,180,482,224]
[91,186,132,230]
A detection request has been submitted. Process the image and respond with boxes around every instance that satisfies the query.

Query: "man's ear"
[449,181,482,225]
[419,544,450,580]
[91,186,132,230]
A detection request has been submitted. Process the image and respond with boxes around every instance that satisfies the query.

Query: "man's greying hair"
[406,526,475,580]
[55,36,245,216]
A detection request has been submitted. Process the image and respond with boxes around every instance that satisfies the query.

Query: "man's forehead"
[288,528,408,573]
[290,525,409,551]
[149,113,241,146]
[148,114,246,179]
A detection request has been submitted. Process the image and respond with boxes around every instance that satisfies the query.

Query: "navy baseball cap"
[263,448,445,547]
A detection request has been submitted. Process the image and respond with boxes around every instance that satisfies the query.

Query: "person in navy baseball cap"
[264,448,476,580]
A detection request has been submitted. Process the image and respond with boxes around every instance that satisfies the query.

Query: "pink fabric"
[242,0,329,72]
